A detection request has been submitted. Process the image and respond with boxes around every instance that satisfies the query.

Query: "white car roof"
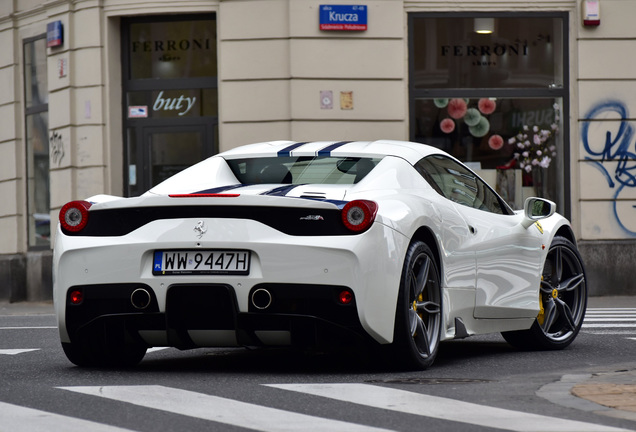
[218,140,447,165]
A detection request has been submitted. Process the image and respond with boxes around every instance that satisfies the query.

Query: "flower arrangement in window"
[507,104,560,172]
[436,98,504,151]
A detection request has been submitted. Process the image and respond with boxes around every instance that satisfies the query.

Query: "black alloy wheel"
[392,240,442,370]
[503,236,587,350]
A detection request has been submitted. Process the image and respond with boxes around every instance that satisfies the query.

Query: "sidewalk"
[0,301,54,315]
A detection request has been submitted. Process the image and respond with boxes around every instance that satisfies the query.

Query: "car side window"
[415,155,510,215]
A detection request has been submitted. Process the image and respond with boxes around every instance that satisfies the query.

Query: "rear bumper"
[54,218,409,345]
[64,283,370,350]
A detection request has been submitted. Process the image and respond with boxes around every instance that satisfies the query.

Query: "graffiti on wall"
[50,131,65,165]
[581,100,636,236]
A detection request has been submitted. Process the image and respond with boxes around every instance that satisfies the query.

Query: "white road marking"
[0,401,135,432]
[583,309,636,339]
[0,326,56,330]
[267,383,632,432]
[583,324,636,328]
[0,349,39,355]
[58,385,394,432]
[587,308,636,312]
[146,347,169,353]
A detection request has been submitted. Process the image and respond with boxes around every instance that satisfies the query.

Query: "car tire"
[62,341,147,368]
[391,240,442,370]
[502,236,587,350]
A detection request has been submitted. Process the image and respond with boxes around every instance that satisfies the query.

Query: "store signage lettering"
[153,91,196,116]
[441,43,528,57]
[319,5,367,31]
[132,38,213,53]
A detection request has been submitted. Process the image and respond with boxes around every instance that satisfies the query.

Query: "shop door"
[127,120,214,195]
[122,14,218,197]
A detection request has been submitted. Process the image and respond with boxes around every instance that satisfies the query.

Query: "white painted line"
[0,326,57,330]
[58,385,394,432]
[0,349,40,355]
[146,347,169,353]
[584,318,636,322]
[585,331,636,335]
[583,324,636,328]
[0,401,134,432]
[267,383,631,432]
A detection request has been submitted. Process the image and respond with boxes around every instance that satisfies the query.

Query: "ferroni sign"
[319,5,367,31]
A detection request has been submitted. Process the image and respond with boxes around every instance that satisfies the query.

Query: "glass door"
[127,122,213,196]
[122,14,218,197]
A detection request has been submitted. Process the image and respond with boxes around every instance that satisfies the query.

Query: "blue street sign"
[319,5,367,31]
[47,21,63,48]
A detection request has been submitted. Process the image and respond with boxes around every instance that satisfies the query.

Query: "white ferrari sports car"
[54,140,587,369]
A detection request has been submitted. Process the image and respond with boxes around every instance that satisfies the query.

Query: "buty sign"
[153,91,196,116]
[319,5,367,31]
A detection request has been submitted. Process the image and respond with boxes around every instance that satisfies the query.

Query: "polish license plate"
[153,250,250,275]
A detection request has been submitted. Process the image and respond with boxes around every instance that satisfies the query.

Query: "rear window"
[225,156,382,185]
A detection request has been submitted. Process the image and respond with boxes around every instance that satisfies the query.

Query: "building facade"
[0,0,634,301]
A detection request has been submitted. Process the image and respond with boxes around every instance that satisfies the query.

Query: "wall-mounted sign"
[128,106,148,118]
[340,91,354,110]
[57,58,67,78]
[320,90,333,109]
[319,5,367,31]
[47,21,63,48]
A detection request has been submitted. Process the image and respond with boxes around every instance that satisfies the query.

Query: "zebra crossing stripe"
[0,349,39,355]
[0,401,134,432]
[267,383,631,432]
[583,308,636,333]
[58,385,394,432]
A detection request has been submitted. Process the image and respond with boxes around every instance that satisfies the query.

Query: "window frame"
[23,34,50,250]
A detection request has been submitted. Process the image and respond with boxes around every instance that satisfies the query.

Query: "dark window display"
[414,97,563,206]
[409,13,568,212]
[412,16,563,89]
[128,19,217,80]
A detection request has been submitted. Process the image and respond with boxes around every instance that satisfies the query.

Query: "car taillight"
[69,289,84,305]
[341,200,378,233]
[337,289,354,305]
[59,201,92,233]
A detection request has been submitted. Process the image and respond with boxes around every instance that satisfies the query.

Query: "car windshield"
[225,156,382,185]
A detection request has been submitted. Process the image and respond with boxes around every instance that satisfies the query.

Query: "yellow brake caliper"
[537,276,545,325]
[413,294,424,336]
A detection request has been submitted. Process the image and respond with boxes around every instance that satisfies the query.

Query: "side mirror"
[521,197,556,229]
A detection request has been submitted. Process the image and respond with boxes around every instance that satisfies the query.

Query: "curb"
[538,372,636,423]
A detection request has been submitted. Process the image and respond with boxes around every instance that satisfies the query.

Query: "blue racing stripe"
[277,142,309,157]
[317,141,352,156]
[260,185,299,196]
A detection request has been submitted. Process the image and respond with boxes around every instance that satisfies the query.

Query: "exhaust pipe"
[251,288,273,310]
[131,288,152,310]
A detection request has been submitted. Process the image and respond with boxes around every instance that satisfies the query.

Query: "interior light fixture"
[474,17,495,34]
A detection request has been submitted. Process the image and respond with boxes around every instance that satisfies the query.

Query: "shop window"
[409,14,569,213]
[128,19,217,80]
[24,35,49,248]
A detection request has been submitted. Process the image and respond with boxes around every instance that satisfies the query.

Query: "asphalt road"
[1,297,636,432]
